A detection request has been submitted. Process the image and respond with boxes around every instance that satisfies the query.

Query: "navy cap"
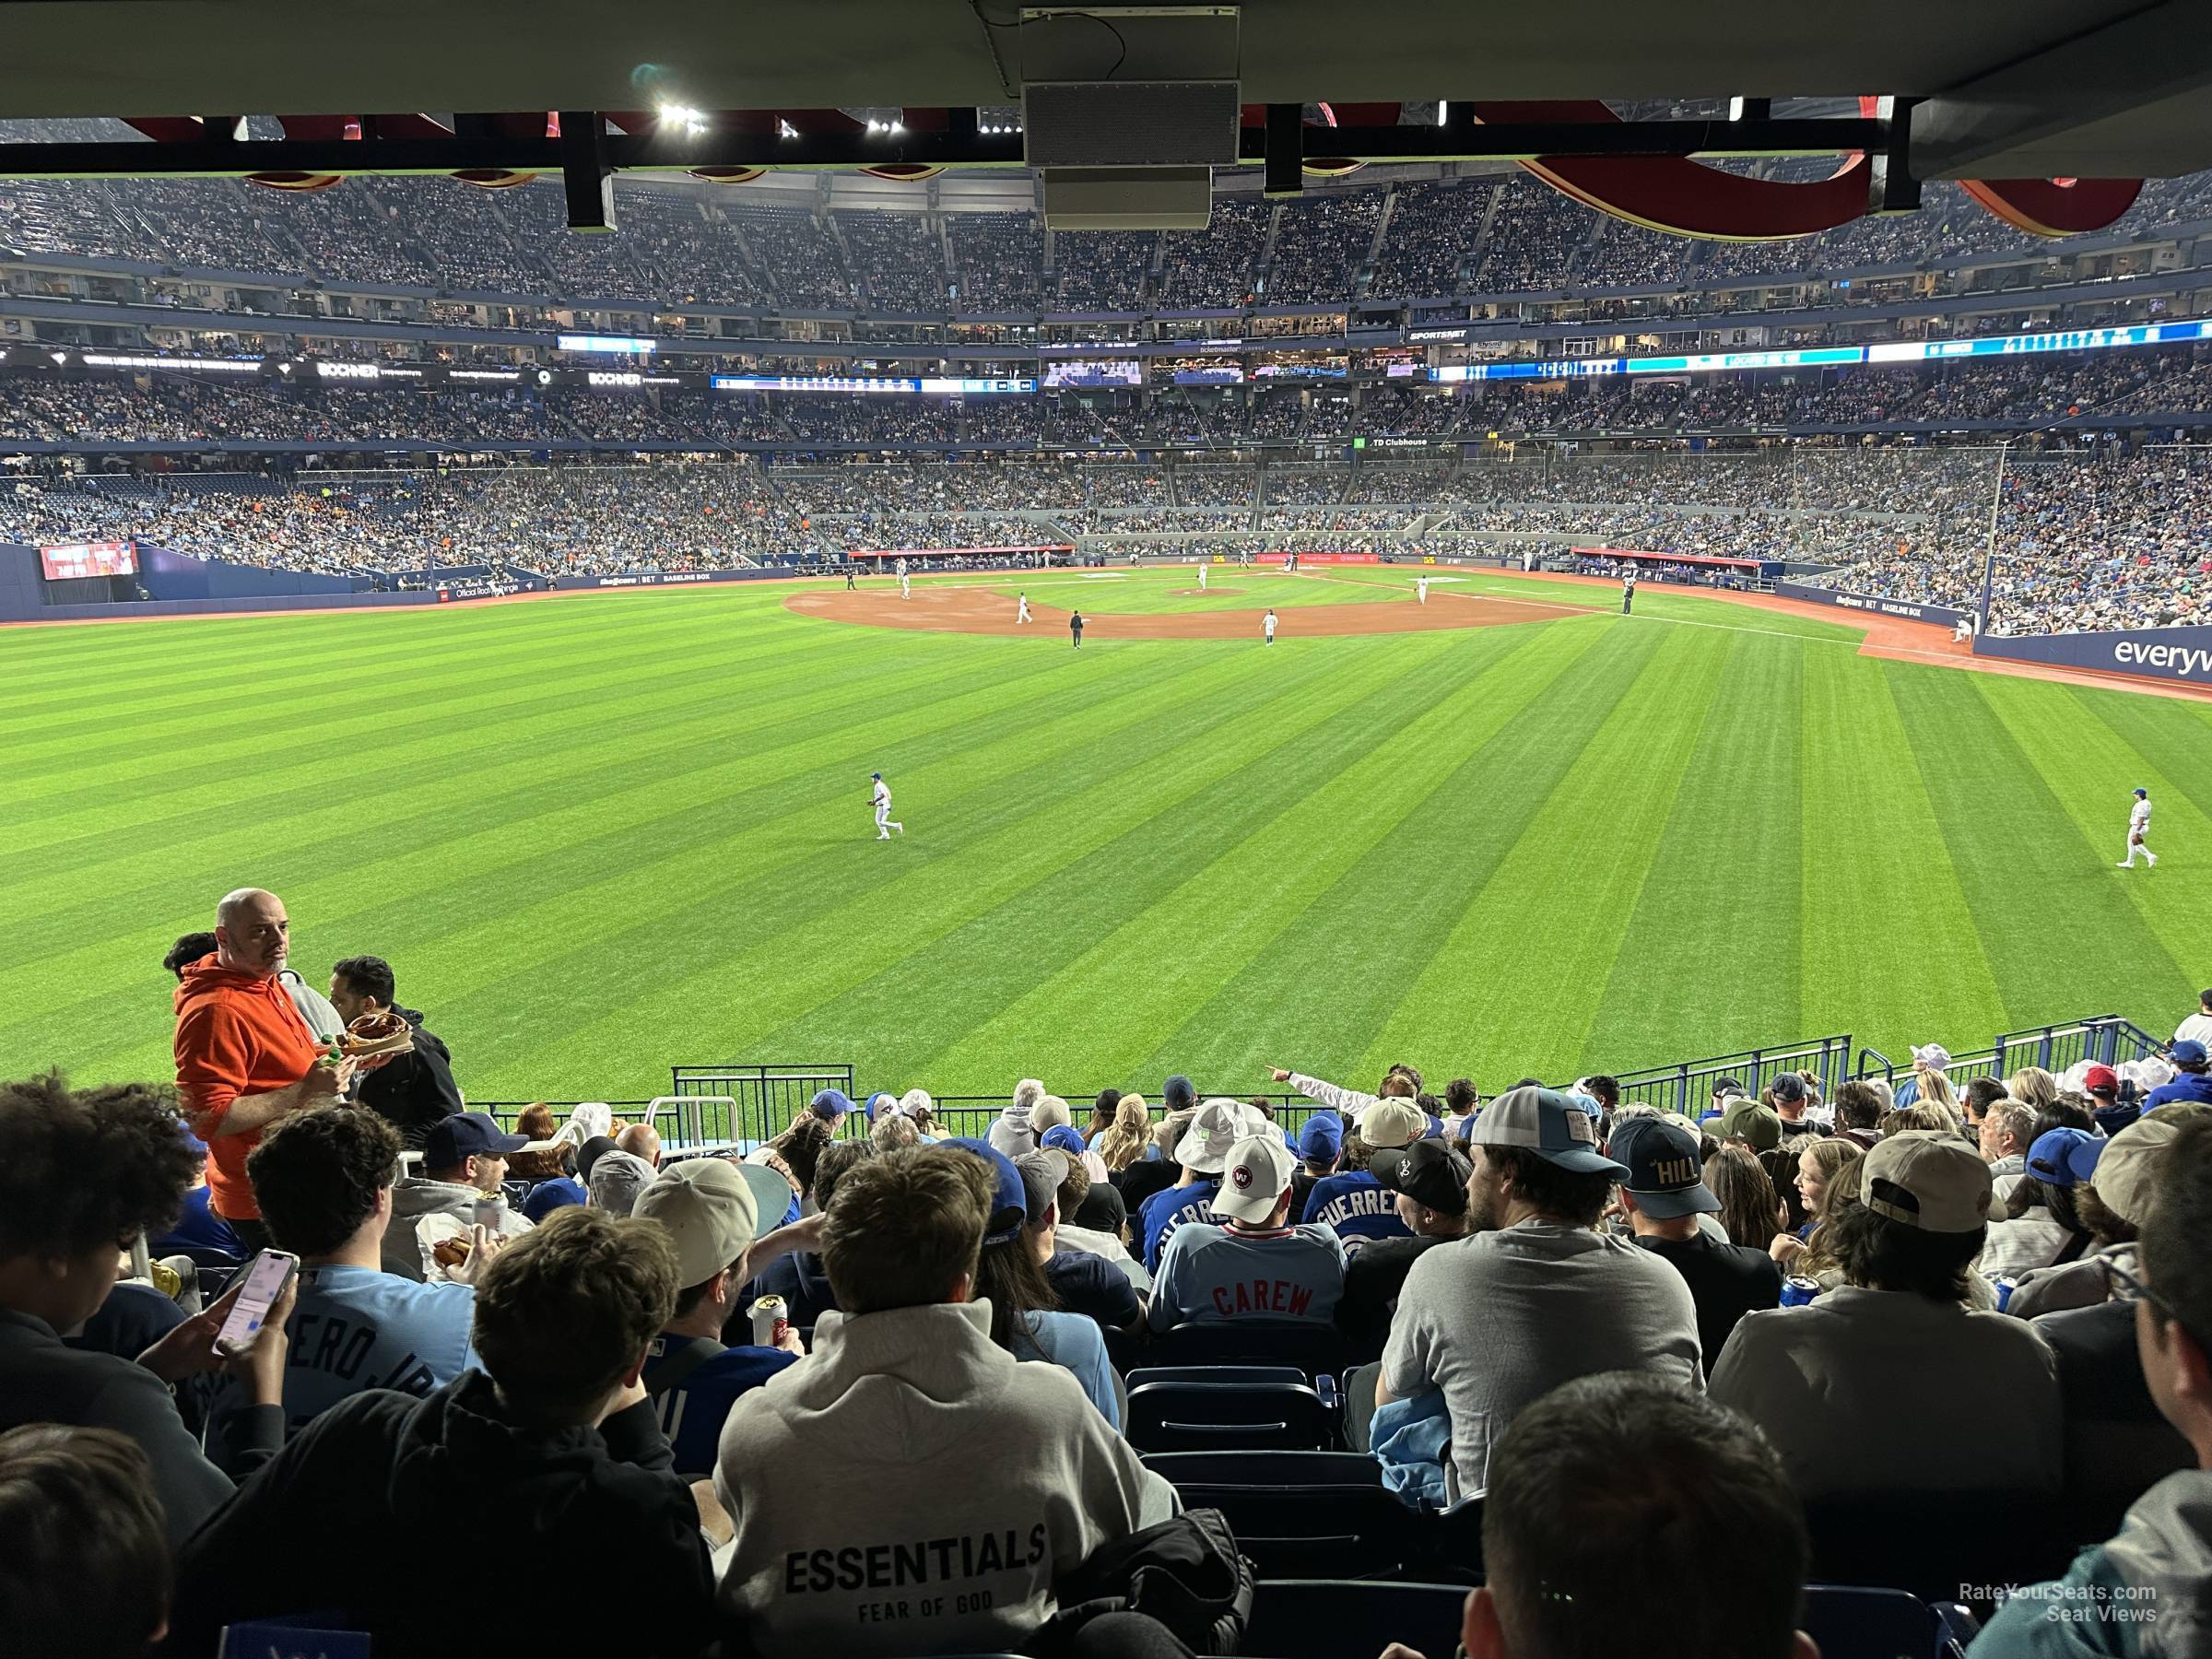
[2172,1040,2208,1067]
[943,1137,1030,1244]
[1163,1075,1196,1111]
[1610,1116,1720,1218]
[425,1112,528,1170]
[872,771,883,780]
[1297,1112,1344,1162]
[1768,1073,1806,1103]
[2136,787,2148,797]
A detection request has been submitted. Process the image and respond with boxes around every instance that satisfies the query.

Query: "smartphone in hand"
[213,1249,300,1359]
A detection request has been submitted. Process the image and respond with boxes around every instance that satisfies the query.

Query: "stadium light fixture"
[657,102,709,135]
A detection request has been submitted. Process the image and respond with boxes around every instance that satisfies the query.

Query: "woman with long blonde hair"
[1095,1094,1152,1171]
[2006,1066,2060,1112]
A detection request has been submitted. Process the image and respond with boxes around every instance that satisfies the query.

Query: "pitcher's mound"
[1171,585,1246,597]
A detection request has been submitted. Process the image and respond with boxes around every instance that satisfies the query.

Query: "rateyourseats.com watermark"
[1965,1583,2161,1626]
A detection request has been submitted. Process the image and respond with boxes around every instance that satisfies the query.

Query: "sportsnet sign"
[1975,625,2212,686]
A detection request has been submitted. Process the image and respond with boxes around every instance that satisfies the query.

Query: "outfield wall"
[1975,624,2212,686]
[1770,580,1973,629]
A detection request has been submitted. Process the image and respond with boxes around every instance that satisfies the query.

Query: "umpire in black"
[327,954,464,1150]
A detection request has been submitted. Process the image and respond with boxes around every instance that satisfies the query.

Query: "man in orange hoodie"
[173,888,345,1251]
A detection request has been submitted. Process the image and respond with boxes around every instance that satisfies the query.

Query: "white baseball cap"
[1214,1134,1297,1224]
[1174,1099,1269,1173]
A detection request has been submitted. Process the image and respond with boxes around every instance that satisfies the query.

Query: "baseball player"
[1417,574,1429,606]
[1263,608,1277,646]
[1197,560,1208,592]
[1621,566,1637,614]
[899,569,911,602]
[869,772,903,841]
[2120,786,2158,868]
[1146,1134,1346,1327]
[844,563,856,591]
[1069,609,1085,649]
[1017,592,1030,625]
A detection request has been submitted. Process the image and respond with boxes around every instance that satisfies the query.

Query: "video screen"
[41,540,137,580]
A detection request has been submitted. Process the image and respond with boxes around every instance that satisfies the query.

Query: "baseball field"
[8,562,2211,1104]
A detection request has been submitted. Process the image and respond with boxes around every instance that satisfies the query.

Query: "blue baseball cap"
[1297,1112,1344,1163]
[425,1112,527,1170]
[1562,1092,1603,1119]
[810,1088,855,1121]
[1041,1124,1087,1155]
[2026,1127,2104,1189]
[872,771,883,780]
[2172,1040,2208,1067]
[1609,1116,1718,1218]
[943,1138,1030,1244]
[864,1091,895,1121]
[1468,1087,1629,1176]
[2136,787,2147,797]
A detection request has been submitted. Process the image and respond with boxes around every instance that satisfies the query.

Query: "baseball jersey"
[1264,615,1277,637]
[644,1335,798,1477]
[873,780,891,811]
[2132,797,2152,836]
[1147,1221,1347,1329]
[1138,1179,1222,1271]
[1300,1170,1414,1257]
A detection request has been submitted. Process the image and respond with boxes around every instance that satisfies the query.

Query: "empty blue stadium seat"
[1124,1378,1337,1454]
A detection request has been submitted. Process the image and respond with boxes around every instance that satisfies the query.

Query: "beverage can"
[472,1195,507,1231]
[1994,1277,2017,1313]
[749,1294,790,1347]
[1780,1276,1821,1308]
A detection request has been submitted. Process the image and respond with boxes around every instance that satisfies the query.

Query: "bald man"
[173,888,346,1251]
[617,1123,662,1170]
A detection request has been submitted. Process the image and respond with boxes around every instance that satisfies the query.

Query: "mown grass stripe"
[1597,629,1807,1063]
[1366,622,1725,1083]
[1153,623,1620,1088]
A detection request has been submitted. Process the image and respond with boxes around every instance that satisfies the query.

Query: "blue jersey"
[212,1264,477,1436]
[151,1184,246,1261]
[1147,1222,1347,1329]
[645,1336,799,1477]
[1139,1179,1223,1271]
[1016,1310,1122,1430]
[1299,1171,1414,1257]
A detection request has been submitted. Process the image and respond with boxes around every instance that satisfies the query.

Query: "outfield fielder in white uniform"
[1017,592,1030,624]
[1264,609,1277,646]
[1417,574,1429,606]
[1198,561,1208,592]
[870,771,904,841]
[2121,786,2158,868]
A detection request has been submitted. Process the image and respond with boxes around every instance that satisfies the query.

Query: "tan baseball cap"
[635,1157,773,1287]
[1361,1099,1427,1149]
[2092,1118,2182,1227]
[1863,1131,1994,1234]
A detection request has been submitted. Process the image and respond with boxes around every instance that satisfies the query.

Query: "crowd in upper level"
[6,165,2212,317]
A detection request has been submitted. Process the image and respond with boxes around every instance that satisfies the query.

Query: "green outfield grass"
[6,567,2209,1104]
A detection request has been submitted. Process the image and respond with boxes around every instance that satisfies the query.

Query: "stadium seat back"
[1234,1579,1467,1659]
[1804,1491,2079,1610]
[1802,1583,1980,1659]
[1126,1365,1311,1391]
[1149,1320,1349,1377]
[1124,1379,1336,1453]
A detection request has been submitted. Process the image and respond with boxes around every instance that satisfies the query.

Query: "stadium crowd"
[8,883,2212,1657]
[11,439,2208,631]
[8,166,2212,324]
